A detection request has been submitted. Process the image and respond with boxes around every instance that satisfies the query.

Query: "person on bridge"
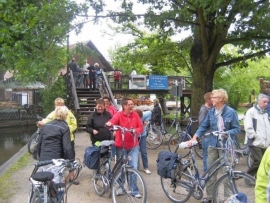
[37,97,78,185]
[188,89,240,203]
[87,63,96,91]
[105,97,143,198]
[198,92,213,173]
[113,68,122,88]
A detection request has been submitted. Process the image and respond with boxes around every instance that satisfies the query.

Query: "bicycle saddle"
[32,172,54,182]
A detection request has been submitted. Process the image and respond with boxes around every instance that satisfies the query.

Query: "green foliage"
[214,57,270,109]
[40,76,66,115]
[0,0,87,84]
[89,0,270,116]
[70,43,99,67]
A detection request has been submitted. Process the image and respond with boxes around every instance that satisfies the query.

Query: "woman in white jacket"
[244,93,270,177]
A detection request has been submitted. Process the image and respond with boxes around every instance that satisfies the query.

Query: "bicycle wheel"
[111,167,147,203]
[28,131,39,154]
[160,174,192,203]
[194,141,203,159]
[168,132,191,158]
[212,171,255,203]
[93,163,107,196]
[247,152,253,168]
[146,127,163,149]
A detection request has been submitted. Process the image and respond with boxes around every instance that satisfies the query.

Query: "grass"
[0,153,31,202]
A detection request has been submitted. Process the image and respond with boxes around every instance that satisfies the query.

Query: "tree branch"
[215,48,270,69]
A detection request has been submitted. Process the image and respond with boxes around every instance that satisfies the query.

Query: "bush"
[40,76,66,115]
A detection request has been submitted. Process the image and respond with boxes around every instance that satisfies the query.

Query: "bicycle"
[28,114,43,155]
[233,130,253,168]
[145,114,184,150]
[28,158,82,203]
[92,125,147,203]
[160,131,255,203]
[168,117,203,159]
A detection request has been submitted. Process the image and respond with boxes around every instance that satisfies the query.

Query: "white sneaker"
[116,188,124,196]
[144,169,151,175]
[134,193,141,198]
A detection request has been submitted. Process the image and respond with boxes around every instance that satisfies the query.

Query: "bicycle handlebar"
[205,131,228,137]
[109,125,135,134]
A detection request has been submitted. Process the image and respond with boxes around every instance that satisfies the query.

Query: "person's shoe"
[116,188,124,196]
[134,193,141,198]
[144,169,151,175]
[202,198,211,203]
[70,179,79,185]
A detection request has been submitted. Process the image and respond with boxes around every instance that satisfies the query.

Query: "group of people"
[68,58,102,90]
[188,89,270,203]
[34,86,270,202]
[85,96,162,177]
[68,58,123,90]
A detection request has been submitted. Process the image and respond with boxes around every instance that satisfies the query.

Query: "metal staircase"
[67,71,117,131]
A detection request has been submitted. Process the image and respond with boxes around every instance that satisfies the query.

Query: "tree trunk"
[0,70,5,101]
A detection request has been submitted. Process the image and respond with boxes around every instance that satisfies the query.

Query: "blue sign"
[148,75,168,90]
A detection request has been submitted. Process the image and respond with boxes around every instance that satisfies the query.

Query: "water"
[0,125,37,166]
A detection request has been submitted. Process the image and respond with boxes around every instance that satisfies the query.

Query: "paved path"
[5,131,249,203]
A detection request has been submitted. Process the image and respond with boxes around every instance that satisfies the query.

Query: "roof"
[69,40,114,72]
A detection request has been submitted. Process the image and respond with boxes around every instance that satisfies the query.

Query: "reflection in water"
[0,126,37,166]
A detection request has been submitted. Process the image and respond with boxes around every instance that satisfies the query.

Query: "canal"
[0,125,36,166]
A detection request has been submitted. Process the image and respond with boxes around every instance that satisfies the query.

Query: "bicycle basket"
[83,146,101,170]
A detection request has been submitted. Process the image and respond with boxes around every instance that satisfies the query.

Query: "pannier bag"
[83,146,101,170]
[156,150,178,179]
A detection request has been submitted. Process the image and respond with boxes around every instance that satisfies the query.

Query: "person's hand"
[93,130,98,134]
[113,131,116,137]
[187,136,197,147]
[37,121,44,127]
[143,121,148,126]
[105,121,112,127]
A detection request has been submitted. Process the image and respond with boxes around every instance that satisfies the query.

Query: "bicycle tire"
[146,127,163,149]
[212,171,255,203]
[111,167,147,203]
[28,131,39,154]
[93,162,107,196]
[168,132,191,158]
[247,152,253,168]
[160,174,192,203]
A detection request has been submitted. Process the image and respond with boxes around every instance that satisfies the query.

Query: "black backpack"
[156,151,178,179]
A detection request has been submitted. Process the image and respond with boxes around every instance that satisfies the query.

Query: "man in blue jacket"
[189,89,241,203]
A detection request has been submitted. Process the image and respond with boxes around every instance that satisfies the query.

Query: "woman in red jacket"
[106,97,143,198]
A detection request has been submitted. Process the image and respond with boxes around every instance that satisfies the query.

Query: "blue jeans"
[115,146,139,195]
[202,137,209,173]
[138,136,148,169]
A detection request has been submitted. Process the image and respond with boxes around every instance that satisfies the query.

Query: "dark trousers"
[246,146,266,176]
[89,77,96,90]
[114,79,121,88]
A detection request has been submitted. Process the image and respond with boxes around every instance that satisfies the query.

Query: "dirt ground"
[5,131,250,203]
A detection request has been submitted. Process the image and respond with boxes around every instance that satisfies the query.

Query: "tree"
[0,0,87,100]
[88,0,270,116]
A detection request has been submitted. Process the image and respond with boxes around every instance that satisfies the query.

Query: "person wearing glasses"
[105,97,143,198]
[189,89,240,203]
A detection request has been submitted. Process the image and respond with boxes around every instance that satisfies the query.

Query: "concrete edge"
[0,144,28,178]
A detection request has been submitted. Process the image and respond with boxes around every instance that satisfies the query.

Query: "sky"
[69,0,141,62]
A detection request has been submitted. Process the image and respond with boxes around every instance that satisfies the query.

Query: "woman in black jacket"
[86,99,112,145]
[39,106,74,161]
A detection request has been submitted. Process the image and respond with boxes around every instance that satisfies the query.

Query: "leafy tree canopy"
[0,0,88,84]
[88,0,270,115]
